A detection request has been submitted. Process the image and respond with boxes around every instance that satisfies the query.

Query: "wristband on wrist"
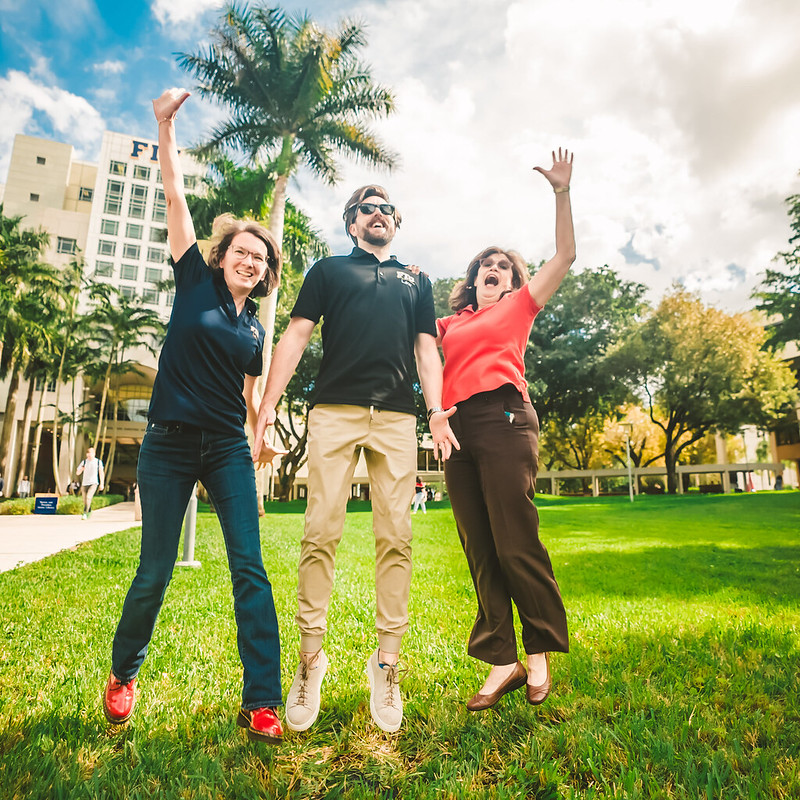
[427,406,444,420]
[554,186,570,194]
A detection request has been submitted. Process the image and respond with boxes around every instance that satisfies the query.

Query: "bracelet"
[554,186,570,194]
[158,117,176,124]
[427,406,444,420]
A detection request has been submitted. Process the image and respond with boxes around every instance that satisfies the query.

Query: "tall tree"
[85,284,164,453]
[527,265,648,424]
[753,184,800,347]
[178,3,397,363]
[612,289,798,492]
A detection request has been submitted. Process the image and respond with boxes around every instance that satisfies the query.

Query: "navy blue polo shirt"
[291,247,436,414]
[148,243,264,435]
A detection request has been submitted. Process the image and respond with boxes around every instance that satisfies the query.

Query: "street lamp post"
[621,423,634,503]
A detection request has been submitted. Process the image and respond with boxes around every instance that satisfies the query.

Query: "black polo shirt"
[148,243,264,435]
[292,247,436,414]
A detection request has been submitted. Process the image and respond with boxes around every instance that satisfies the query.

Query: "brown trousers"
[444,385,569,665]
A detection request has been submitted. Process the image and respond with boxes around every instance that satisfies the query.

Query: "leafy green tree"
[185,156,330,272]
[612,288,798,492]
[85,284,164,455]
[179,3,397,361]
[753,185,800,347]
[527,265,648,424]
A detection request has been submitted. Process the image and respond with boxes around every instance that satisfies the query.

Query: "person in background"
[76,448,104,518]
[17,475,31,498]
[437,148,575,712]
[412,477,427,514]
[102,88,286,745]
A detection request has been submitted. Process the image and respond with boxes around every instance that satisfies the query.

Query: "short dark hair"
[448,247,529,312]
[207,214,282,298]
[342,185,402,244]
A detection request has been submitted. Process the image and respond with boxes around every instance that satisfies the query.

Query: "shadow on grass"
[558,544,800,604]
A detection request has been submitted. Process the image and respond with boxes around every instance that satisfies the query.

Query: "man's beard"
[361,228,393,247]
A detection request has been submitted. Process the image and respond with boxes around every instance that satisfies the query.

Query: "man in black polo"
[253,185,457,733]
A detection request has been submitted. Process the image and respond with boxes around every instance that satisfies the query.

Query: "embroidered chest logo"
[250,325,260,341]
[396,271,416,288]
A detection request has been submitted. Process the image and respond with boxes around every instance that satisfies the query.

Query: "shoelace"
[380,663,404,709]
[295,661,309,706]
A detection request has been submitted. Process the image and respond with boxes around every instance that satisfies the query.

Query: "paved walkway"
[0,502,141,573]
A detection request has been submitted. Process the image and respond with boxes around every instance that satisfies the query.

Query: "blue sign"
[34,496,58,515]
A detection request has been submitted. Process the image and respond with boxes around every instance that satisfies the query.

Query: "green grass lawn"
[1,492,798,799]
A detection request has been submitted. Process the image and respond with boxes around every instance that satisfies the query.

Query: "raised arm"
[528,148,576,307]
[251,316,316,463]
[152,88,195,262]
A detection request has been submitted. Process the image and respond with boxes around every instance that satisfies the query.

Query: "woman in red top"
[437,149,575,711]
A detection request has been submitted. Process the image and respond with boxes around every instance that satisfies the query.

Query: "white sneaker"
[366,650,403,733]
[285,649,327,732]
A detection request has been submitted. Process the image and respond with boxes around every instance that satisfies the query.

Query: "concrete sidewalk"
[0,502,141,573]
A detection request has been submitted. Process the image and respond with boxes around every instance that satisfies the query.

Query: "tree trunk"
[15,376,35,490]
[0,366,21,478]
[94,346,115,449]
[29,383,47,487]
[105,398,120,489]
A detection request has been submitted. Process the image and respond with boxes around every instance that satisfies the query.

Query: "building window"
[98,239,116,257]
[133,164,151,181]
[165,292,175,307]
[119,285,135,300]
[100,219,119,236]
[78,186,94,202]
[57,237,77,255]
[109,160,126,176]
[156,169,162,184]
[145,267,162,284]
[125,223,143,240]
[104,179,124,215]
[128,184,148,219]
[183,174,199,191]
[30,193,40,202]
[36,156,46,165]
[122,243,140,260]
[152,188,166,223]
[120,264,139,281]
[95,260,114,277]
[146,246,165,263]
[142,287,159,305]
[149,226,166,243]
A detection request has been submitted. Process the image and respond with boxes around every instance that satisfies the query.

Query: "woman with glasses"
[437,149,575,711]
[102,88,286,744]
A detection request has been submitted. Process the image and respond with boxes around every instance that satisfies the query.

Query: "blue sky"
[2,0,800,311]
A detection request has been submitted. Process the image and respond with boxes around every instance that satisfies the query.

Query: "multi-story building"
[0,131,202,496]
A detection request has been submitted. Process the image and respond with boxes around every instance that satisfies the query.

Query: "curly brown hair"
[448,247,529,311]
[206,214,282,298]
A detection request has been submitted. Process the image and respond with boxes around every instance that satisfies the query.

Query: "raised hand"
[533,147,573,191]
[152,88,190,123]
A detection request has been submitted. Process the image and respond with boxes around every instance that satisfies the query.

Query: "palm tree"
[178,3,397,359]
[185,155,330,272]
[85,284,164,454]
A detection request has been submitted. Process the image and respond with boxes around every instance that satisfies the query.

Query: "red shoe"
[103,671,136,724]
[237,707,283,744]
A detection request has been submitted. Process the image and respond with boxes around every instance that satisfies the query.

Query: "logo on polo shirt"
[397,271,416,288]
[250,325,259,341]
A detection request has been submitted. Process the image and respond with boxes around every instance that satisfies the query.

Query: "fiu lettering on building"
[129,140,181,162]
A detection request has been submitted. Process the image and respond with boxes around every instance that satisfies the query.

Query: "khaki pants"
[298,404,417,654]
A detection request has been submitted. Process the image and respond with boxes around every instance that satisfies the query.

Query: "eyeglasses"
[350,202,396,217]
[231,246,267,265]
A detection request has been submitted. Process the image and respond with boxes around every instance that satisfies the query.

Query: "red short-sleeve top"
[437,287,541,408]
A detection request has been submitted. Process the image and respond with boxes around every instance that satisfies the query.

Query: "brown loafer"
[526,653,551,705]
[466,661,527,711]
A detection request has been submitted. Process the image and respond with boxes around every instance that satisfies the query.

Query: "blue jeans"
[111,422,282,709]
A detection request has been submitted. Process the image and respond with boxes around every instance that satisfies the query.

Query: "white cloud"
[284,0,800,313]
[0,70,104,177]
[93,60,125,75]
[150,0,224,28]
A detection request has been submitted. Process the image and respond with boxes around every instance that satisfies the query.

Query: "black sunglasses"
[350,202,396,217]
